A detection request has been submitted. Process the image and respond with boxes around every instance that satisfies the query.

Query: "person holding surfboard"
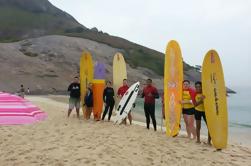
[141,79,159,131]
[180,80,196,139]
[194,81,211,144]
[84,83,93,120]
[117,79,133,125]
[67,76,81,118]
[102,81,115,121]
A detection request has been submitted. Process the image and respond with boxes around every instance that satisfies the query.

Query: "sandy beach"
[0,96,251,166]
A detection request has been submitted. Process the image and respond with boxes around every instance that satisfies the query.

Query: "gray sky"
[49,0,251,88]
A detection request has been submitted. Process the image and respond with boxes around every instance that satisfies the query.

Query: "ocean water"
[133,87,251,146]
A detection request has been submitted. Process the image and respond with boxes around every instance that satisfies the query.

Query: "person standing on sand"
[102,81,115,121]
[67,76,81,118]
[194,81,211,144]
[180,80,196,139]
[84,83,93,120]
[117,79,133,125]
[18,84,25,98]
[141,79,159,131]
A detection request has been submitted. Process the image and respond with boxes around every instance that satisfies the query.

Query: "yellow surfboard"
[164,40,183,137]
[80,52,93,117]
[202,50,228,149]
[113,53,127,108]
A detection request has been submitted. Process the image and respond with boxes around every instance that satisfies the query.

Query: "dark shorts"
[85,102,93,108]
[194,109,207,122]
[182,108,195,115]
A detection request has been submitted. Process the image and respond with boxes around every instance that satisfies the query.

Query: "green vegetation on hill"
[0,0,194,76]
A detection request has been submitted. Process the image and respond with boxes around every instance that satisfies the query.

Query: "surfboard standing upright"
[114,82,140,124]
[113,53,127,109]
[164,40,183,137]
[93,62,106,121]
[80,52,93,118]
[202,50,228,149]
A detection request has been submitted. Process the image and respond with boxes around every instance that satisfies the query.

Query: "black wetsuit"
[102,87,115,120]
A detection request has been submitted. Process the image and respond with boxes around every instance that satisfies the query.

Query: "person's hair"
[183,80,190,84]
[147,79,152,83]
[123,79,127,81]
[21,84,23,87]
[195,81,202,86]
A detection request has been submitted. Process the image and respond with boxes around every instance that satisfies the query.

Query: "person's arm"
[141,88,145,98]
[194,95,205,106]
[112,89,115,98]
[103,88,106,103]
[154,88,159,99]
[67,84,72,92]
[117,88,120,97]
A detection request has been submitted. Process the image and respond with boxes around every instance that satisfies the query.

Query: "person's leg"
[195,111,202,143]
[68,109,73,117]
[108,101,115,121]
[85,107,90,120]
[188,114,196,139]
[183,112,190,138]
[149,104,157,131]
[75,99,80,118]
[128,111,132,125]
[202,112,211,145]
[196,120,201,143]
[68,98,74,117]
[102,103,109,120]
[144,103,150,129]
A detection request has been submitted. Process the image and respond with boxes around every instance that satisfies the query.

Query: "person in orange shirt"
[194,81,211,144]
[180,80,196,139]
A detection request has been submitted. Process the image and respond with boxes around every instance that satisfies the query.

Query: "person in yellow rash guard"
[180,80,196,139]
[194,81,211,145]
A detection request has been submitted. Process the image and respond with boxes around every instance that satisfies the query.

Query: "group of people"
[67,76,210,144]
[180,80,211,144]
[67,77,159,127]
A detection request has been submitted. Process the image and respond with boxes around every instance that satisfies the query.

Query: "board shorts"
[194,109,207,121]
[69,97,80,110]
[182,108,195,115]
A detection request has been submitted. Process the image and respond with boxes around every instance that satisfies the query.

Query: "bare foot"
[196,141,201,144]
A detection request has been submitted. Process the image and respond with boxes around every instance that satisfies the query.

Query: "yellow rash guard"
[182,90,194,109]
[195,93,205,112]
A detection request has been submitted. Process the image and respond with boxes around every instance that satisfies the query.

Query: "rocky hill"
[0,35,202,94]
[0,0,235,94]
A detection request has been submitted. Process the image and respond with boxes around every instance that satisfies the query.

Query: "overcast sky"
[49,0,251,88]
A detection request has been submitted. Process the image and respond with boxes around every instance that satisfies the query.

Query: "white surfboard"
[114,82,140,124]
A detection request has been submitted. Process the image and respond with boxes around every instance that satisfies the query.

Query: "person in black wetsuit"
[102,81,115,121]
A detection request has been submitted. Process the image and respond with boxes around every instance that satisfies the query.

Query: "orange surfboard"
[92,80,105,120]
